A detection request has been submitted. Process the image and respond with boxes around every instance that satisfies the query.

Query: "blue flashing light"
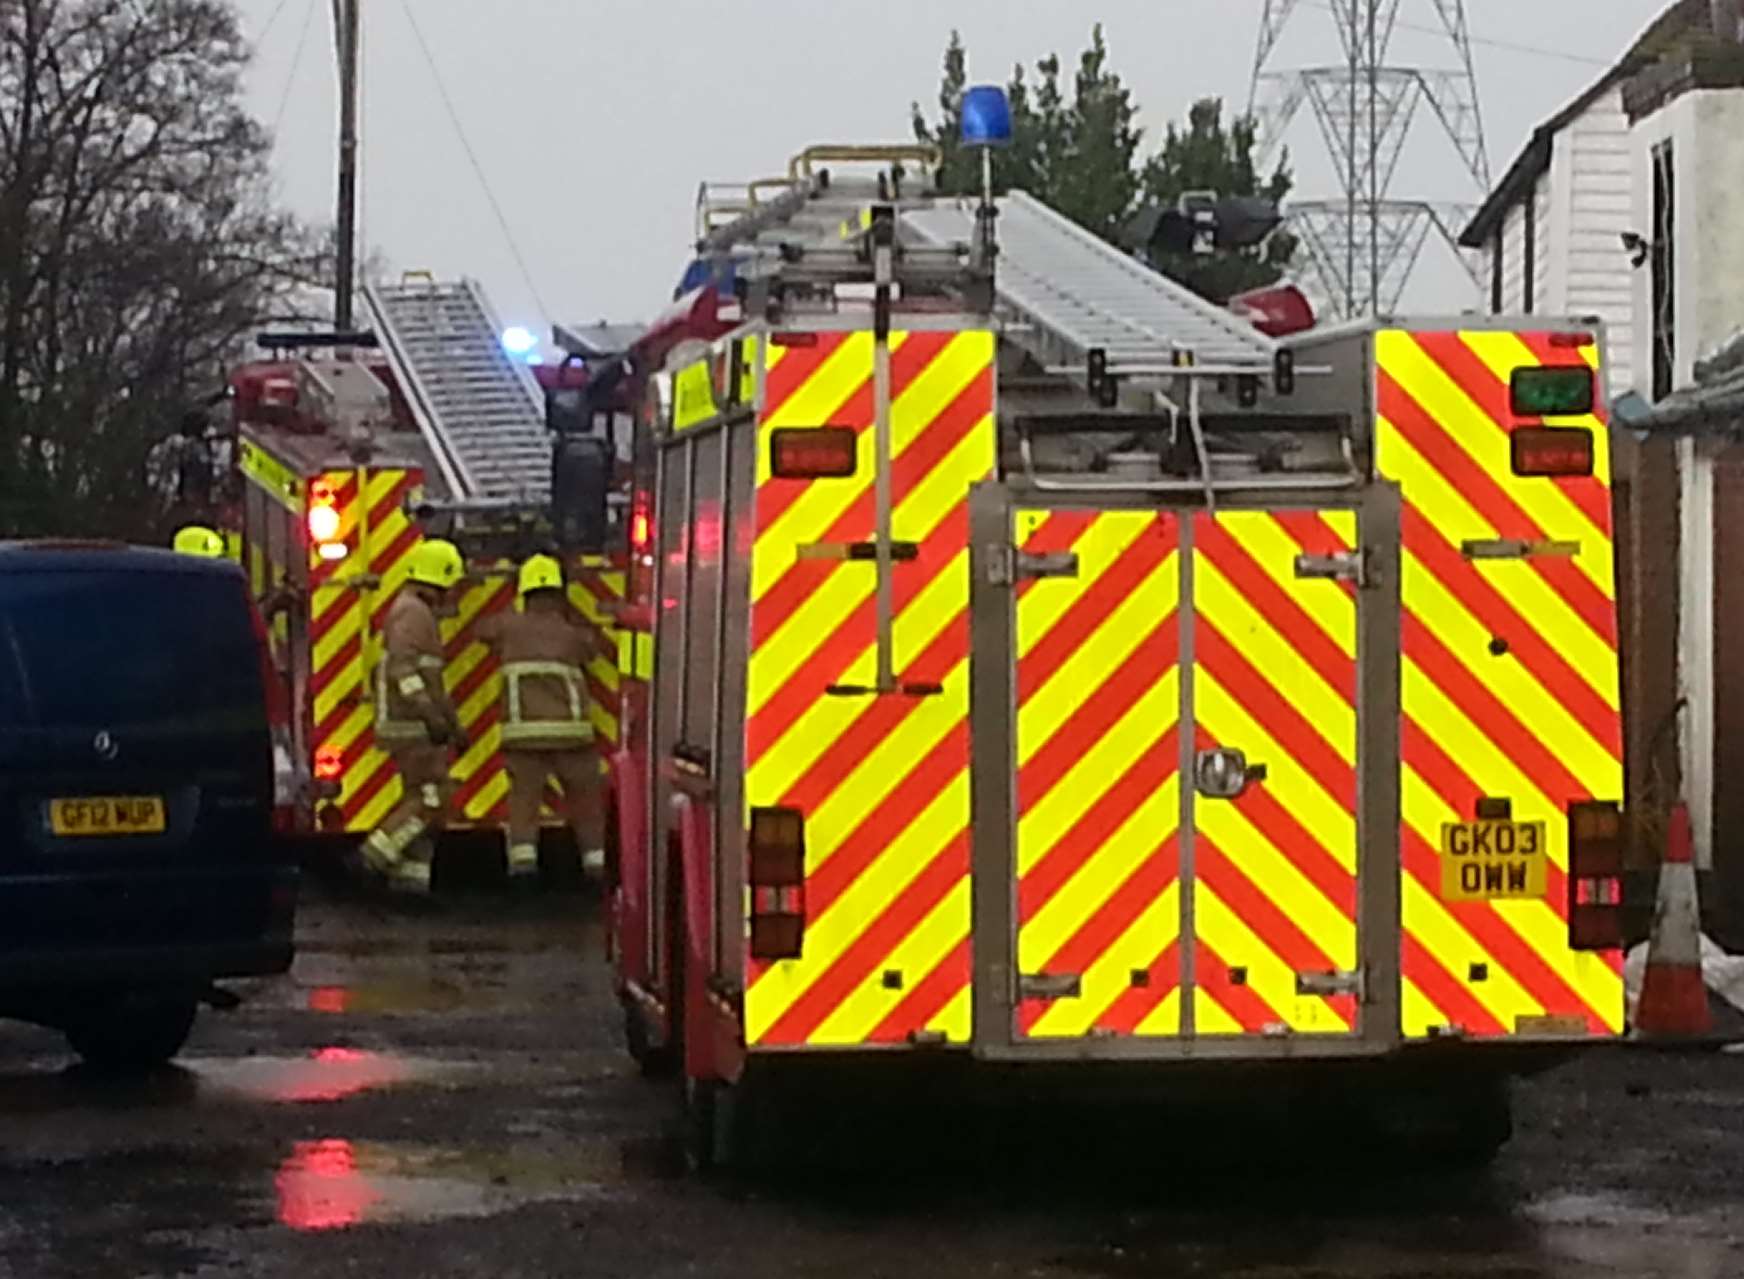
[961,85,1013,149]
[502,326,538,356]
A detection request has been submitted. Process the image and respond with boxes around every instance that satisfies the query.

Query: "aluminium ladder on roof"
[902,190,1279,377]
[363,278,551,503]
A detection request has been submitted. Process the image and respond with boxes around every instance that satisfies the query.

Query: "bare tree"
[0,0,315,538]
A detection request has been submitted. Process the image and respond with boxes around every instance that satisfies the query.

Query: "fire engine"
[226,279,629,850]
[595,135,1627,1165]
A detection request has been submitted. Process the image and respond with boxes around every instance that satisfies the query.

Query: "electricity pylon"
[1251,0,1491,317]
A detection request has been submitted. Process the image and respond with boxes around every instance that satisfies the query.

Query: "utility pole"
[332,0,360,332]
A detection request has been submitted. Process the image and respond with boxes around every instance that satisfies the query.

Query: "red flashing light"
[1511,426,1594,478]
[314,747,344,781]
[771,427,858,479]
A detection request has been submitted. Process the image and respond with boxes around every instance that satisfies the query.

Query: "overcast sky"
[240,0,1672,334]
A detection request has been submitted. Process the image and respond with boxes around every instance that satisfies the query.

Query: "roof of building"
[1631,328,1744,433]
[1459,0,1710,248]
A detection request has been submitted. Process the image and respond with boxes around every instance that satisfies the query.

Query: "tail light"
[1568,800,1624,950]
[748,807,805,960]
[247,594,299,835]
[770,427,858,479]
[1511,427,1594,477]
[629,488,652,554]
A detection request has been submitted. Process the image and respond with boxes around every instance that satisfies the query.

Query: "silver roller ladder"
[363,278,551,503]
[903,189,1278,378]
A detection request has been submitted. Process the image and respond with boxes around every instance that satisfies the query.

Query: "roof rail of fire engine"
[362,277,551,505]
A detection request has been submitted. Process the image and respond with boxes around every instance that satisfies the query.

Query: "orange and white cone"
[1635,804,1713,1037]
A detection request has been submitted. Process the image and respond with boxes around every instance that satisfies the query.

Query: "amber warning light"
[1511,427,1593,478]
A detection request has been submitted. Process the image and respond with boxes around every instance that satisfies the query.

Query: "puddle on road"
[270,1135,676,1231]
[187,1047,464,1104]
[303,981,481,1016]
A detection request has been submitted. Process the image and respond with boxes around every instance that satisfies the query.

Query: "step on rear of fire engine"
[363,278,551,502]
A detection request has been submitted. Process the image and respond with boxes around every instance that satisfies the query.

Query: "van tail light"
[247,594,299,835]
[749,807,805,960]
[1568,800,1624,950]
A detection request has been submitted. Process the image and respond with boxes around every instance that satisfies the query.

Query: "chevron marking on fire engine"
[1190,510,1364,1034]
[1014,512,1182,1040]
[1374,329,1624,1038]
[743,330,996,1048]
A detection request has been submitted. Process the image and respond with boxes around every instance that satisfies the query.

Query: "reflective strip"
[502,660,586,729]
[672,360,718,432]
[1377,328,1624,1039]
[501,721,595,745]
[397,674,425,697]
[741,330,997,1048]
[507,842,539,873]
[239,437,304,513]
[420,783,443,810]
[374,665,426,742]
[390,859,432,891]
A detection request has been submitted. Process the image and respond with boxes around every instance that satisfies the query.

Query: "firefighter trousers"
[361,744,452,893]
[503,747,601,878]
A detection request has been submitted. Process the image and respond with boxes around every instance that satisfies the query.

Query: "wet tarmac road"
[1,884,1742,1278]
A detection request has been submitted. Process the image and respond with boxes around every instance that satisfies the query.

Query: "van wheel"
[65,993,198,1073]
[623,999,677,1078]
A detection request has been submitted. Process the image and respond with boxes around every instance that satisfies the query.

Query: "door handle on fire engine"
[1195,748,1267,800]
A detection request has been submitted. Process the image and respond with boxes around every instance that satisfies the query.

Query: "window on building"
[1491,227,1504,314]
[1651,140,1677,401]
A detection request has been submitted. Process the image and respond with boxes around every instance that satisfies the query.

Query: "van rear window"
[0,571,266,731]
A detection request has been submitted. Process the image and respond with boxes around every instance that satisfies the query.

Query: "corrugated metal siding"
[1561,90,1634,395]
[1533,178,1552,313]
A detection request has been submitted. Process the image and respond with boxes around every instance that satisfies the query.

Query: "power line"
[270,0,316,137]
[1299,1,1610,67]
[396,0,552,324]
[256,0,298,46]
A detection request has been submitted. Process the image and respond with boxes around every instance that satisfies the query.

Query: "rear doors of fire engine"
[968,484,1403,1057]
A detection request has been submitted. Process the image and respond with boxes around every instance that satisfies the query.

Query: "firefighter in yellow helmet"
[361,538,467,896]
[478,554,605,884]
[173,525,227,558]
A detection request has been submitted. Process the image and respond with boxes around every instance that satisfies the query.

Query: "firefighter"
[479,554,604,884]
[362,538,467,896]
[172,525,227,558]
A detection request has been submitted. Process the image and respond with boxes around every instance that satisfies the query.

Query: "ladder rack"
[363,278,550,503]
[902,190,1279,380]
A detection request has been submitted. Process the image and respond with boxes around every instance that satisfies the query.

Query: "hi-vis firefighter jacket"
[479,608,594,751]
[376,590,461,746]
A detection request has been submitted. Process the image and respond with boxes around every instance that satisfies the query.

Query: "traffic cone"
[1635,804,1713,1037]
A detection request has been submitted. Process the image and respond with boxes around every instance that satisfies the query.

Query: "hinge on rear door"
[1019,972,1082,1001]
[1294,550,1369,589]
[1296,969,1365,1000]
[985,545,1080,587]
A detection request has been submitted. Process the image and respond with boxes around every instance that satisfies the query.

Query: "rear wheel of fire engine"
[64,992,199,1074]
[1368,1074,1514,1166]
[623,998,676,1078]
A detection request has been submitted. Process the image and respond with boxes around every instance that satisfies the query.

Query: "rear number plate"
[49,797,166,837]
[1441,820,1548,901]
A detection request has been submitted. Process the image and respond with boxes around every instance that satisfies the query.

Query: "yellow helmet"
[517,554,564,600]
[173,525,226,558]
[407,538,464,590]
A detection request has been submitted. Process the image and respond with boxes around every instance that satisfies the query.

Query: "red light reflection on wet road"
[275,1139,380,1231]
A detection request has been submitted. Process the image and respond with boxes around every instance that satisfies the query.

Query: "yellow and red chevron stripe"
[742,328,996,1048]
[301,463,625,834]
[1191,510,1362,1036]
[1373,328,1624,1037]
[1014,510,1184,1039]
